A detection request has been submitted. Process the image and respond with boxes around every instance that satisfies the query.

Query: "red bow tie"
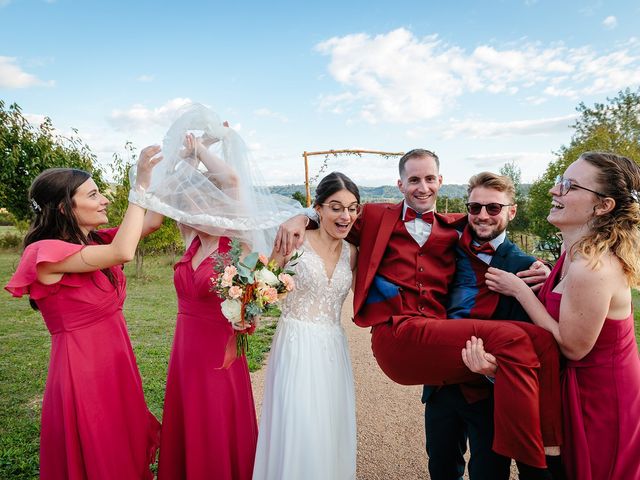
[404,209,434,224]
[471,242,495,255]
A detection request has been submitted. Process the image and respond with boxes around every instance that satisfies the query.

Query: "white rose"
[255,268,279,286]
[220,299,242,324]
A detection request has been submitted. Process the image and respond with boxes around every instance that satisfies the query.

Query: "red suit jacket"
[347,201,463,326]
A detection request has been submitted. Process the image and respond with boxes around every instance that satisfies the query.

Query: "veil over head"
[129,104,301,254]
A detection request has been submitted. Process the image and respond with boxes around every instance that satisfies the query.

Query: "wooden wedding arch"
[303,149,404,206]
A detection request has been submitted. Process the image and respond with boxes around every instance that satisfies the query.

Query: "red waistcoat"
[349,202,463,327]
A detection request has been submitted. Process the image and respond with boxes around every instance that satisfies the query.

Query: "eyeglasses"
[465,202,513,216]
[321,202,362,216]
[554,175,606,197]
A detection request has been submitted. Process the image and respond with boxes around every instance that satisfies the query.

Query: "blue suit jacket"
[421,234,535,403]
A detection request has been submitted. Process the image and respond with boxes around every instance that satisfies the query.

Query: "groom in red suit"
[277,149,561,478]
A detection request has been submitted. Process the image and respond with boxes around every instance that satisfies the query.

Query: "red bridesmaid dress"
[538,253,640,479]
[5,229,161,479]
[157,236,258,480]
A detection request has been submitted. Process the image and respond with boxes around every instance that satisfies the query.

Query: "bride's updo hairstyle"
[575,151,640,286]
[313,172,360,207]
[23,168,107,248]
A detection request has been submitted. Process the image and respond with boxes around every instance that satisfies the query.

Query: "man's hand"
[516,260,550,292]
[274,215,308,256]
[461,336,497,376]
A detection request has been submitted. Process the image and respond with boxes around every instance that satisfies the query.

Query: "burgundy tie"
[471,243,495,255]
[404,209,434,224]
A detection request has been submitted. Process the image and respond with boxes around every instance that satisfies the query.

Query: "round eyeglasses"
[554,175,606,197]
[321,202,362,216]
[465,202,513,216]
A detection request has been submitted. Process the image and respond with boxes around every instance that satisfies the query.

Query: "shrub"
[0,232,22,250]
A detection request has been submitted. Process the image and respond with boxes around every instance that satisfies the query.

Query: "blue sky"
[2,0,640,186]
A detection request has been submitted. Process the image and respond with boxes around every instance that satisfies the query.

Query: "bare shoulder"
[572,252,624,282]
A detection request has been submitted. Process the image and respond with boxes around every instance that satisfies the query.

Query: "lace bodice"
[280,238,352,325]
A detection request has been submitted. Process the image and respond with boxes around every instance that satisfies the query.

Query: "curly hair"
[572,152,640,286]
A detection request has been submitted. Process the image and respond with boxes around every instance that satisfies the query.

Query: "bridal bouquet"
[211,239,299,356]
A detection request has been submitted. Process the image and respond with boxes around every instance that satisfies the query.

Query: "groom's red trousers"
[371,315,562,469]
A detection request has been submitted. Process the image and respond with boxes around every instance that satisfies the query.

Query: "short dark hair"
[398,149,439,177]
[313,171,360,206]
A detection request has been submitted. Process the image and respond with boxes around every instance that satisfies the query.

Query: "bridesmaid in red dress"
[5,146,164,479]
[157,133,258,479]
[157,231,258,479]
[473,152,640,479]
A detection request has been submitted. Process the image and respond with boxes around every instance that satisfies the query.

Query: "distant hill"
[269,184,531,202]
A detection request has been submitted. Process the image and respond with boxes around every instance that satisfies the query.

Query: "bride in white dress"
[253,172,359,480]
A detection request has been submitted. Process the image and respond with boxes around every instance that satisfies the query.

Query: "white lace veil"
[129,104,302,254]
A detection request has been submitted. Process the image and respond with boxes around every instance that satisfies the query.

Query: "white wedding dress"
[252,238,357,480]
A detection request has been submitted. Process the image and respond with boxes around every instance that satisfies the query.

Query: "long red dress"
[157,236,258,480]
[4,229,161,479]
[539,253,640,479]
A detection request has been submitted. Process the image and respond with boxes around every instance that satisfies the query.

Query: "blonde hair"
[572,152,640,286]
[467,172,516,204]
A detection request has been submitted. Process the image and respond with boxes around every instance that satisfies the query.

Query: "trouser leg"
[371,317,552,468]
[424,386,467,480]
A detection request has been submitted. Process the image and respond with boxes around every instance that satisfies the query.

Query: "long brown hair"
[24,168,116,308]
[573,152,640,286]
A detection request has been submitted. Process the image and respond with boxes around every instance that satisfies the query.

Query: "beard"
[470,221,507,243]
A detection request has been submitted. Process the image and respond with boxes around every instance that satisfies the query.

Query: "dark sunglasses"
[465,202,513,216]
[554,175,606,197]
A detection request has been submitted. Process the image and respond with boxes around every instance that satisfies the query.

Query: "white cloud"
[442,114,576,139]
[316,28,640,123]
[603,15,617,29]
[136,74,154,82]
[108,98,194,132]
[253,108,289,123]
[24,113,48,127]
[0,56,54,88]
[0,0,12,6]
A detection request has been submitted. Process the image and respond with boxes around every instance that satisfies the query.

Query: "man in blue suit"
[422,172,550,480]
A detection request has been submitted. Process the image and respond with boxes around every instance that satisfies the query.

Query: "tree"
[0,101,105,222]
[291,191,307,207]
[107,144,183,277]
[500,161,533,251]
[436,195,466,213]
[528,88,640,260]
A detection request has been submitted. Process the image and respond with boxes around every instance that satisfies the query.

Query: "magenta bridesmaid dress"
[5,229,161,479]
[157,236,258,480]
[538,253,640,479]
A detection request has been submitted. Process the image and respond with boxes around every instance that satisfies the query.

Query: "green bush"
[0,210,16,226]
[0,232,22,250]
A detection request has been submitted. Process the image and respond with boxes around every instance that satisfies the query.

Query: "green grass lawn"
[0,251,276,479]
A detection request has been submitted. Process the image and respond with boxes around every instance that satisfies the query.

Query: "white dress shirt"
[402,202,434,247]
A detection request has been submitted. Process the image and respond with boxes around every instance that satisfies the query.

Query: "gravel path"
[251,292,518,479]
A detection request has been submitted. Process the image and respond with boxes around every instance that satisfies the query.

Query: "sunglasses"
[465,202,513,216]
[321,202,362,216]
[554,175,606,197]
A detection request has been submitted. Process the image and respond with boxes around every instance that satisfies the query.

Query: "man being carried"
[277,150,561,478]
